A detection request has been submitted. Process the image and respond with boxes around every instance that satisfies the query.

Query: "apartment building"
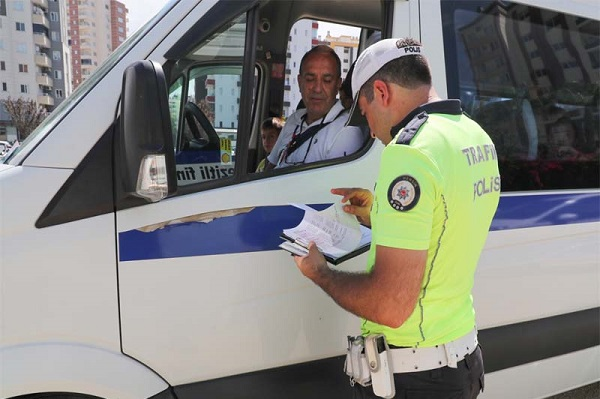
[110,0,127,50]
[68,0,128,90]
[283,19,318,118]
[48,0,72,107]
[325,33,359,76]
[0,0,71,141]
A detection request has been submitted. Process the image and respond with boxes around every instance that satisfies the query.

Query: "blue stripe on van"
[118,192,599,262]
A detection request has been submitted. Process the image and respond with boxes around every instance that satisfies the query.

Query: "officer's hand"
[293,242,328,282]
[331,187,373,226]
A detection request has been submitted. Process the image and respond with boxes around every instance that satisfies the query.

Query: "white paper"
[283,202,366,259]
[279,240,309,257]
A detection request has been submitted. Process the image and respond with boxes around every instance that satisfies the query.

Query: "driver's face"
[298,53,341,124]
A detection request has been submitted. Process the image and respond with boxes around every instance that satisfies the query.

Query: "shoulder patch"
[396,112,429,145]
[387,175,420,211]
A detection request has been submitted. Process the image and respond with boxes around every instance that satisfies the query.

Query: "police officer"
[293,38,500,398]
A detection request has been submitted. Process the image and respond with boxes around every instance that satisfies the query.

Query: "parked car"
[0,140,11,156]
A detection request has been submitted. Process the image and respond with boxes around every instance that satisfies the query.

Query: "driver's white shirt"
[268,100,365,168]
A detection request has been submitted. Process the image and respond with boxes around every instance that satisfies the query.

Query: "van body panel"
[1,0,598,397]
[116,153,380,384]
[0,163,13,174]
[0,343,167,399]
[0,167,120,350]
[475,220,600,328]
[418,1,448,99]
[480,346,600,399]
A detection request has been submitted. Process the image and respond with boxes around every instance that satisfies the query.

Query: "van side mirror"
[118,60,176,202]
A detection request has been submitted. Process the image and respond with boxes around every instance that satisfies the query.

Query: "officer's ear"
[373,80,390,105]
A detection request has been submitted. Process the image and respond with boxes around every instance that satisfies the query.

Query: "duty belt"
[389,328,478,373]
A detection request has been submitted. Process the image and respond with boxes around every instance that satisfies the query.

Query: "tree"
[1,97,47,142]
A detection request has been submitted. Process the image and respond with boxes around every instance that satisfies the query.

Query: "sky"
[125,0,164,34]
[124,0,359,37]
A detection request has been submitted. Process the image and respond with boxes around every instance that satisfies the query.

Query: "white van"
[1,0,598,398]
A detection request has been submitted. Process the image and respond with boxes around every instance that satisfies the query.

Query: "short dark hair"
[299,45,341,78]
[261,117,285,131]
[362,38,431,102]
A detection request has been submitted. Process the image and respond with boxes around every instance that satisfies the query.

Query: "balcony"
[35,53,51,68]
[32,0,48,9]
[32,14,49,29]
[38,94,55,107]
[78,22,92,31]
[33,33,51,49]
[36,74,53,87]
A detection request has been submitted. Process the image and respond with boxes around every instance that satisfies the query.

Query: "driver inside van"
[265,45,365,169]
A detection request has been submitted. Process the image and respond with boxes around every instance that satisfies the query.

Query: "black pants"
[352,346,484,399]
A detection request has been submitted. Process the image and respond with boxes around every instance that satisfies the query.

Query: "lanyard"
[279,114,327,166]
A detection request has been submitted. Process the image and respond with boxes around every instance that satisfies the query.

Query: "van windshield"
[2,0,179,164]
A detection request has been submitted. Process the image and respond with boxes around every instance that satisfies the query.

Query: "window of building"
[13,1,23,11]
[55,89,63,98]
[52,51,61,60]
[20,84,27,93]
[51,31,59,41]
[54,70,62,79]
[2,82,6,91]
[0,61,5,70]
[50,12,58,21]
[15,22,25,31]
[18,64,28,73]
[16,43,27,53]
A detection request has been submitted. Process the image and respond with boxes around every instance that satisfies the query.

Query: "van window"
[163,4,382,193]
[442,0,599,191]
[170,13,248,187]
[168,76,184,144]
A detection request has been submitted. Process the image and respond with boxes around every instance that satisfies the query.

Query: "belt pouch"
[365,335,396,399]
[344,336,371,386]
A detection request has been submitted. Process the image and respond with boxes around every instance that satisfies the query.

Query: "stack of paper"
[280,202,371,265]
